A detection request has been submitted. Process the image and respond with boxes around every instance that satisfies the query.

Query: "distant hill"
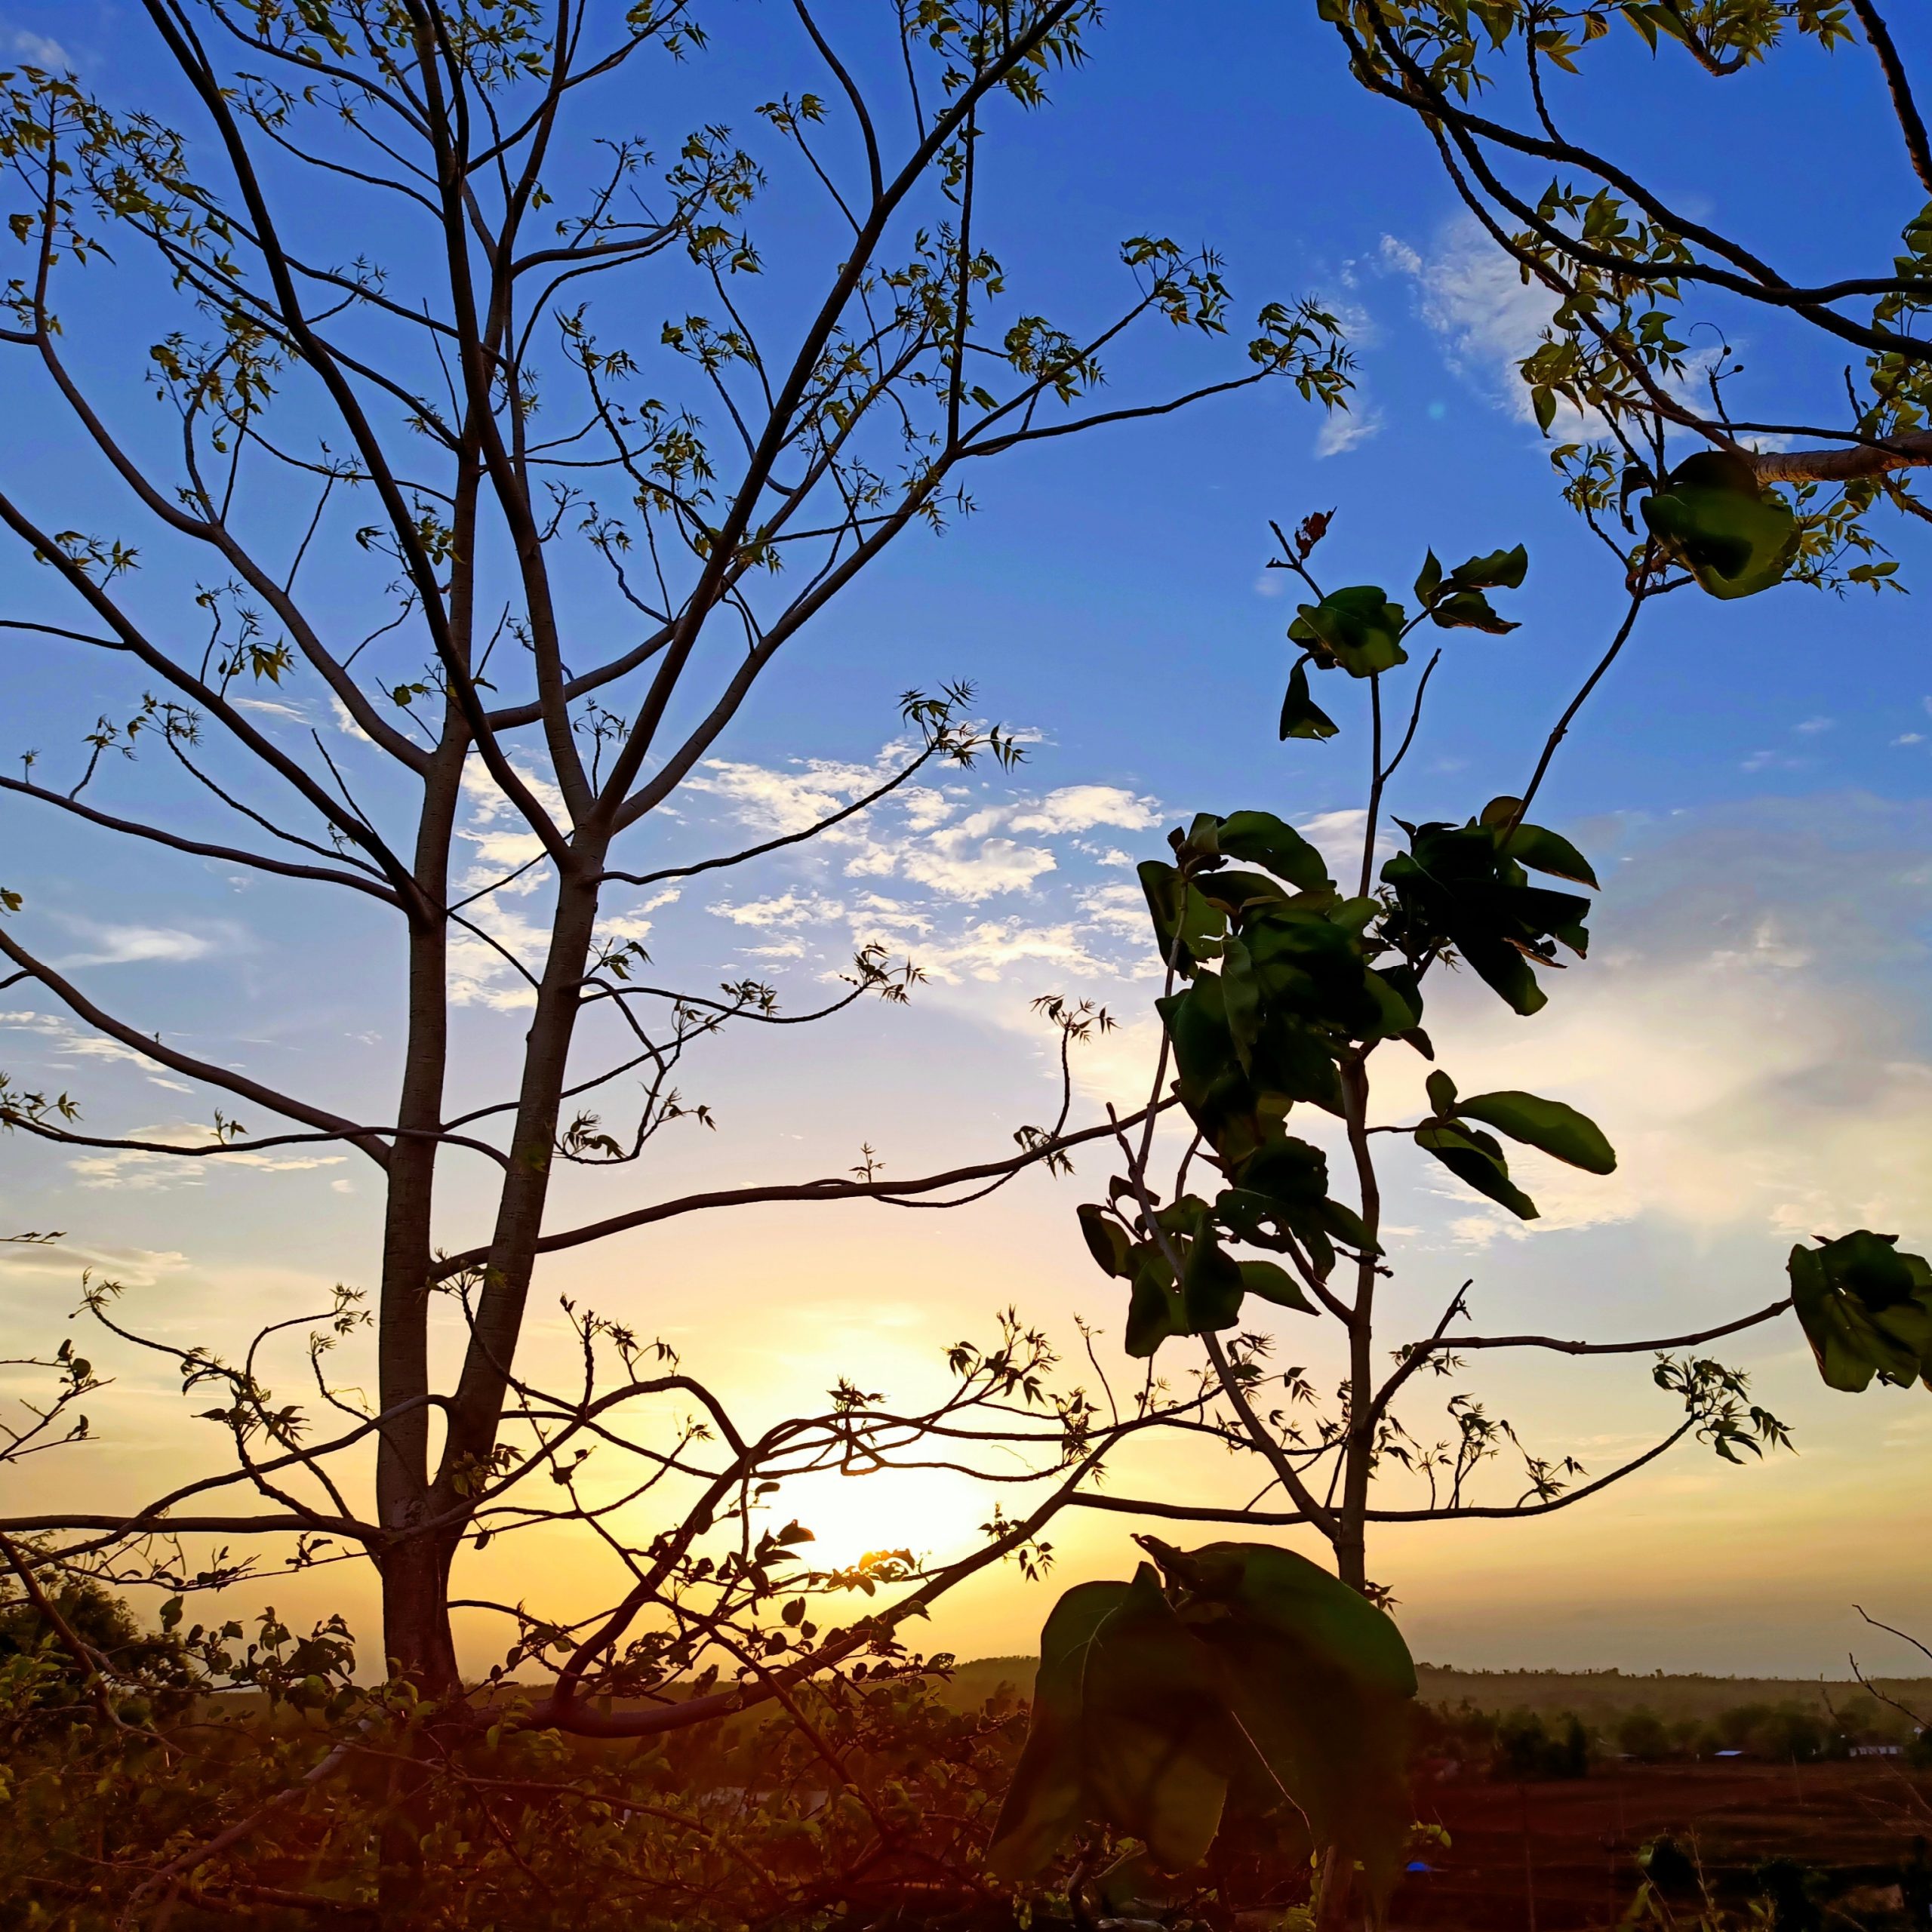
[1412,1666,1932,1725]
[939,1656,1035,1710]
[941,1657,1932,1724]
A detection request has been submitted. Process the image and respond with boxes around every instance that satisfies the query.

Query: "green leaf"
[1182,1230,1247,1334]
[1138,859,1226,975]
[1178,811,1225,862]
[1287,585,1409,677]
[1479,798,1600,888]
[1220,936,1262,1074]
[1214,810,1334,893]
[1077,1203,1131,1278]
[1448,543,1528,590]
[1639,451,1798,601]
[987,1580,1130,1876]
[1455,1090,1616,1174]
[1197,868,1293,918]
[1230,1134,1376,1253]
[1380,818,1595,1017]
[1425,1069,1457,1117]
[1238,1259,1314,1315]
[1788,1231,1932,1394]
[1081,1566,1241,1872]
[998,1546,1420,1892]
[1279,657,1340,741]
[1504,826,1600,888]
[1415,1122,1539,1220]
[1124,1247,1185,1360]
[1428,587,1518,634]
[1146,1540,1417,1903]
[1158,976,1274,1169]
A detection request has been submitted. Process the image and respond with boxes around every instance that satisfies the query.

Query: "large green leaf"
[1076,1203,1131,1278]
[1447,543,1528,591]
[1415,545,1526,632]
[1250,1010,1347,1115]
[1124,1246,1185,1360]
[1180,1229,1247,1334]
[1196,868,1293,920]
[1639,451,1798,601]
[1481,796,1601,888]
[1415,1121,1540,1220]
[1137,859,1225,976]
[993,1545,1417,1894]
[1220,934,1263,1073]
[1788,1230,1932,1394]
[1145,1540,1418,1904]
[986,1580,1129,1878]
[1455,1090,1617,1175]
[988,1567,1247,1878]
[1157,976,1276,1169]
[1081,1566,1246,1872]
[1214,810,1334,894]
[1238,1259,1314,1314]
[1428,586,1518,633]
[1288,585,1409,677]
[1207,1135,1374,1278]
[1279,656,1340,741]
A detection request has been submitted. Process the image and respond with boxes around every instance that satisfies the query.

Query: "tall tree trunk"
[411,846,610,1676]
[375,743,467,1690]
[375,430,480,1691]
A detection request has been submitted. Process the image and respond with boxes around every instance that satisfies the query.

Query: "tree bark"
[374,746,466,1691]
[417,844,611,1662]
[1336,1056,1381,1596]
[374,445,478,1692]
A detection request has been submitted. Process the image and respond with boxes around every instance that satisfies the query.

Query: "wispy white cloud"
[438,756,578,1007]
[1403,795,1932,1248]
[1076,881,1149,934]
[900,833,1057,901]
[710,891,845,930]
[1378,227,1560,428]
[1315,406,1384,458]
[687,755,891,835]
[4,25,71,68]
[232,697,311,724]
[327,693,372,743]
[51,917,233,969]
[0,1237,186,1290]
[1008,785,1160,837]
[1379,220,1724,438]
[911,917,1121,985]
[2,1009,174,1084]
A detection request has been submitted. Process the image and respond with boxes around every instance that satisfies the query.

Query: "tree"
[985,491,1932,1918]
[0,0,1350,1705]
[1311,0,1932,574]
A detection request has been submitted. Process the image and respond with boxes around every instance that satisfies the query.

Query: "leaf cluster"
[988,1539,1417,1902]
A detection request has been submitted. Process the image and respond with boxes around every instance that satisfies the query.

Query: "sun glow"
[764,1464,998,1577]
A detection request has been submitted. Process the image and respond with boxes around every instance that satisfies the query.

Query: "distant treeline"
[944,1657,1932,1780]
[949,1658,1932,1724]
[1420,1695,1931,1779]
[1413,1665,1932,1729]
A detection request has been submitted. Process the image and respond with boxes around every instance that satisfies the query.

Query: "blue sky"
[2,0,1931,1678]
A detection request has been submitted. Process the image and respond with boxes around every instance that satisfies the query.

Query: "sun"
[761,1464,994,1577]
